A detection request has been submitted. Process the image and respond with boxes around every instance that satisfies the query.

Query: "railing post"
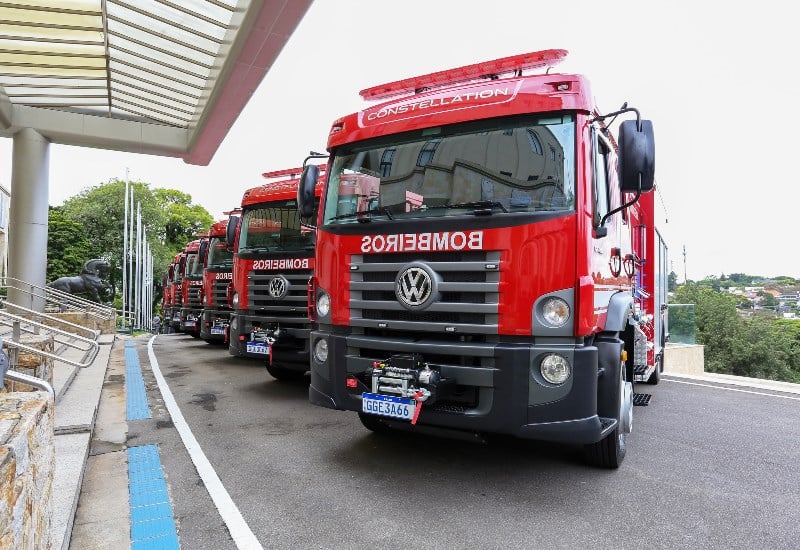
[10,319,20,369]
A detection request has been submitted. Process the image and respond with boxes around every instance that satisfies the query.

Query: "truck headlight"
[317,292,330,318]
[540,353,571,385]
[232,291,239,308]
[541,297,570,328]
[313,338,329,363]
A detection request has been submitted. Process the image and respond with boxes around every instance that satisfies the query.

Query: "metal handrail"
[0,310,100,368]
[0,299,100,341]
[0,276,116,321]
[3,369,54,396]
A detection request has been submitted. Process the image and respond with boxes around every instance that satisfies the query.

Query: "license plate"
[211,327,224,335]
[184,320,196,327]
[246,342,269,355]
[362,392,415,421]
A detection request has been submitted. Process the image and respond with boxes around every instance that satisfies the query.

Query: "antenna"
[683,245,688,283]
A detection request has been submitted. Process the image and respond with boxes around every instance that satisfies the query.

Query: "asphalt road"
[135,333,800,550]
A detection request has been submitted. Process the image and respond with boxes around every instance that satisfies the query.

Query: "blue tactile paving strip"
[128,445,180,549]
[125,340,151,420]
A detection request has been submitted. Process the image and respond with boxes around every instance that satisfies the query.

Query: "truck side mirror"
[298,165,320,218]
[618,119,655,192]
[178,256,186,273]
[199,240,208,264]
[226,215,239,248]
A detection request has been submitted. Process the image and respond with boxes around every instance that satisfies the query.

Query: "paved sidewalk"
[51,332,128,550]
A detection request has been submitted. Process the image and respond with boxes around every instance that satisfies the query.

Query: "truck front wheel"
[585,366,632,468]
[358,413,394,435]
[266,364,307,382]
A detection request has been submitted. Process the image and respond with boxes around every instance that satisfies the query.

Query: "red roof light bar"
[359,49,568,101]
[261,164,326,179]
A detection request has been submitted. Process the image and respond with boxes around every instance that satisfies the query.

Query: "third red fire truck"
[199,217,236,343]
[297,49,667,468]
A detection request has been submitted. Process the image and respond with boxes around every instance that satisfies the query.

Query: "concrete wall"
[0,392,54,549]
[663,343,705,376]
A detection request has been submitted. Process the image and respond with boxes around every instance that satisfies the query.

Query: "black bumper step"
[633,365,648,375]
[633,393,652,406]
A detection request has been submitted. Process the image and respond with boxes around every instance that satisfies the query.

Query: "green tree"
[674,281,800,383]
[46,206,92,282]
[668,271,678,292]
[55,178,212,306]
[675,283,742,374]
[154,188,213,245]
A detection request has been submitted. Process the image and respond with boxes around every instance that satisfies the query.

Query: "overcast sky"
[0,0,796,282]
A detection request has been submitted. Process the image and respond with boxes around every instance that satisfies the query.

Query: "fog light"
[313,338,329,363]
[540,354,571,385]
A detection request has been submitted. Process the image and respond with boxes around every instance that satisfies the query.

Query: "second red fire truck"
[226,167,324,380]
[297,49,666,468]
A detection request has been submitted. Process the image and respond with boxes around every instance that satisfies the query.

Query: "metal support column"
[8,128,50,311]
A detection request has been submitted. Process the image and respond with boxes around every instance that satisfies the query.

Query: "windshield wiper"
[329,207,394,222]
[424,200,509,215]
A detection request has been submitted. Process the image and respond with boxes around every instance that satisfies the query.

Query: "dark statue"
[48,258,112,303]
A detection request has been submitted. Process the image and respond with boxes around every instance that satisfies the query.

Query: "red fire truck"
[178,239,204,335]
[297,49,666,468]
[165,251,184,332]
[199,217,236,343]
[226,167,324,380]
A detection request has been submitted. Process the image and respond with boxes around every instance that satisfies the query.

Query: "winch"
[249,325,281,364]
[366,354,453,406]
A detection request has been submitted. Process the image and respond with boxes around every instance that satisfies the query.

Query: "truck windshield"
[185,253,202,277]
[323,114,575,225]
[206,237,232,268]
[239,199,315,252]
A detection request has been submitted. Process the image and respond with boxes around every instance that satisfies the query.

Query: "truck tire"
[585,365,631,468]
[266,364,307,382]
[644,355,661,385]
[358,412,394,435]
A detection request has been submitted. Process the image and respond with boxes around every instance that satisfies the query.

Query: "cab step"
[633,393,652,406]
[633,364,655,383]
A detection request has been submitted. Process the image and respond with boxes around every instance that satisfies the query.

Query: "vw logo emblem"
[395,263,438,309]
[268,276,289,299]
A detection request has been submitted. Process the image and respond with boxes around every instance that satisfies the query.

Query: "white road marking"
[147,336,264,550]
[664,378,800,401]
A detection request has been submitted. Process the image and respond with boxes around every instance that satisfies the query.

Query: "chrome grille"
[247,269,311,321]
[350,251,500,335]
[211,278,229,307]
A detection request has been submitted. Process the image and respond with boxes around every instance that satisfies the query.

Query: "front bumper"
[309,331,606,445]
[199,308,231,342]
[227,312,311,367]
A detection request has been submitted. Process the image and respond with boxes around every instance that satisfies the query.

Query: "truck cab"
[178,239,204,335]
[227,167,324,381]
[297,50,663,468]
